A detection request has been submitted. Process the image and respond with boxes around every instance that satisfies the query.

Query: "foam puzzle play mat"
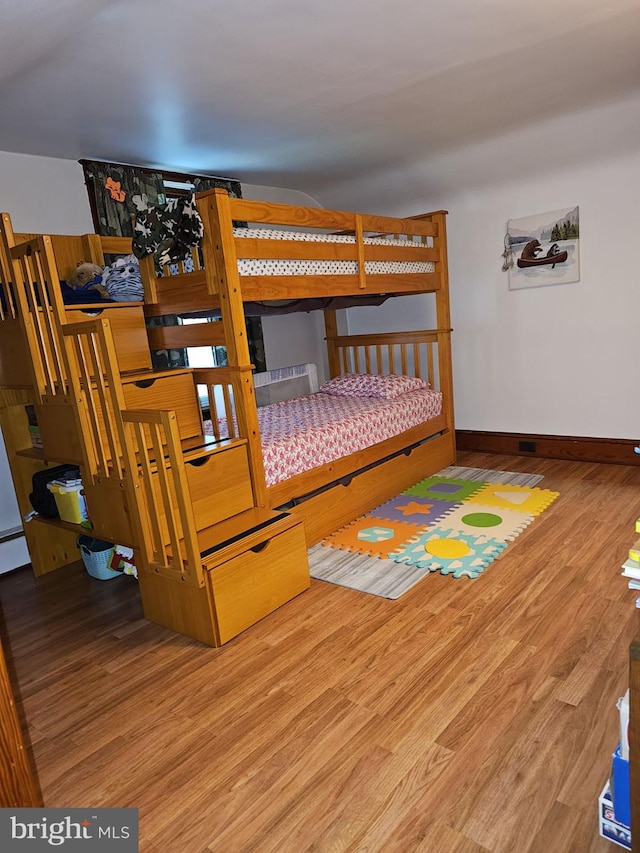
[307,468,559,599]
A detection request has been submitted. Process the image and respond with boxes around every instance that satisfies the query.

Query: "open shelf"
[15,446,45,460]
[33,515,93,536]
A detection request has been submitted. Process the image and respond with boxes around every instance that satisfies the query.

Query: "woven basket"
[77,536,121,581]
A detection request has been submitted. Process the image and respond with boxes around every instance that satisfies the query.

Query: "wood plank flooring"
[1,451,639,852]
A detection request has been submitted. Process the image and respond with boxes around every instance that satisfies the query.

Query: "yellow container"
[46,481,89,525]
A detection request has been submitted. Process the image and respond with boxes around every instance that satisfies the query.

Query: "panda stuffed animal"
[102,254,144,302]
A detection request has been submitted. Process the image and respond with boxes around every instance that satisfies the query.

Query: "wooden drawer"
[123,371,202,441]
[185,443,254,530]
[207,517,310,645]
[66,304,151,373]
[35,399,87,465]
[152,442,254,541]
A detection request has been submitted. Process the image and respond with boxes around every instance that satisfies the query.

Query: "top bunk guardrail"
[143,190,449,316]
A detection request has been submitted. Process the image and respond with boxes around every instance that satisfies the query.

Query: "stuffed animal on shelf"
[102,254,144,302]
[66,261,110,299]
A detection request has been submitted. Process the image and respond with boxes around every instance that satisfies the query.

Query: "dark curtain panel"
[82,161,165,238]
[246,316,266,373]
[191,176,243,199]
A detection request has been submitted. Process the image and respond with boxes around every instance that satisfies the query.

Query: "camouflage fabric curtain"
[82,161,165,238]
[191,176,242,199]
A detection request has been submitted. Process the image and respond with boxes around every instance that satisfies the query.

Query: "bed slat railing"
[60,317,206,586]
[192,364,267,505]
[142,192,447,311]
[9,237,72,399]
[0,213,18,322]
[121,408,204,588]
[0,216,40,389]
[327,329,452,394]
[191,366,238,440]
[61,318,130,479]
[223,195,439,238]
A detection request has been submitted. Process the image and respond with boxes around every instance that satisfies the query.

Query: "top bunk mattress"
[205,388,443,487]
[232,227,435,277]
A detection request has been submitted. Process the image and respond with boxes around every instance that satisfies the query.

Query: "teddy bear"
[66,261,110,299]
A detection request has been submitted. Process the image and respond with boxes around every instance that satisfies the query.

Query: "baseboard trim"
[0,526,24,545]
[456,430,640,466]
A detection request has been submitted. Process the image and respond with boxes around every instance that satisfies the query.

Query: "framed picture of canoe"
[506,206,580,290]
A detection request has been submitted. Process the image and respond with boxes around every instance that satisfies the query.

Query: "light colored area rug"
[308,466,557,599]
[437,466,543,486]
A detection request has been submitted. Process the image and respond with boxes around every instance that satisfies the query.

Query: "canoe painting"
[507,207,579,290]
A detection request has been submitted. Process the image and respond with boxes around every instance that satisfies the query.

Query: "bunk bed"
[0,189,454,645]
[139,189,455,541]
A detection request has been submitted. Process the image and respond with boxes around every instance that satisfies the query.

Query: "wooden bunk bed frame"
[0,190,455,645]
[141,189,455,537]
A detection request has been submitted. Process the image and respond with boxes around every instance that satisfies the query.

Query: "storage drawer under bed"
[205,515,310,645]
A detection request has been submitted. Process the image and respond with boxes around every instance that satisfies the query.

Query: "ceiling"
[1,0,639,197]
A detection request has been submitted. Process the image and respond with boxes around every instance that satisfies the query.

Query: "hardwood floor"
[1,451,639,852]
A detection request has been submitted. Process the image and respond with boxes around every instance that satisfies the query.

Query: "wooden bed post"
[324,309,341,378]
[200,189,267,507]
[430,211,451,331]
[429,211,455,442]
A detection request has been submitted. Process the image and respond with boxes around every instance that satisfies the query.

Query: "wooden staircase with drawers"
[0,215,310,646]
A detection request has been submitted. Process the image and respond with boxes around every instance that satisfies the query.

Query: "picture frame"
[506,207,580,290]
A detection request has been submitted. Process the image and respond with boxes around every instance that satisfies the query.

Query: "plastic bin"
[47,478,88,524]
[77,536,122,581]
[611,743,631,828]
[599,780,631,849]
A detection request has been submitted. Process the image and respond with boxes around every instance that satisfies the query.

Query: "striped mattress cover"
[205,388,443,487]
[232,227,435,277]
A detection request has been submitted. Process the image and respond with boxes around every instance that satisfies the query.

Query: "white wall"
[0,435,29,574]
[314,95,640,439]
[0,152,95,233]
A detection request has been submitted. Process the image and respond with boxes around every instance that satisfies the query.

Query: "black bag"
[29,464,81,519]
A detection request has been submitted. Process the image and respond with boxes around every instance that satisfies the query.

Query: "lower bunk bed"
[194,326,455,544]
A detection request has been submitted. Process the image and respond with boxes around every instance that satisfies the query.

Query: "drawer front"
[208,522,310,644]
[151,443,254,544]
[89,373,201,466]
[185,444,254,530]
[123,372,202,441]
[66,305,151,373]
[0,326,32,388]
[82,479,135,546]
[36,401,86,465]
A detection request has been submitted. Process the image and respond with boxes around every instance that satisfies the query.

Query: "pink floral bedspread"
[206,390,442,487]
